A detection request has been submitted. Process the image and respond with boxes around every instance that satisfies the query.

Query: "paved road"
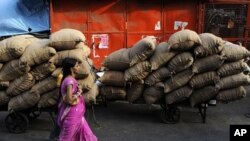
[0,96,250,141]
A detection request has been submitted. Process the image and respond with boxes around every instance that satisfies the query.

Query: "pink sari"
[57,77,97,141]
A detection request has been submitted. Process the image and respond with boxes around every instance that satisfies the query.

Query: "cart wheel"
[5,112,29,133]
[26,110,41,121]
[161,107,181,124]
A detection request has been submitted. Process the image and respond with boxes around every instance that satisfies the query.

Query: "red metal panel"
[126,0,163,47]
[87,0,126,69]
[50,0,88,32]
[88,0,125,32]
[89,33,125,69]
[163,0,198,40]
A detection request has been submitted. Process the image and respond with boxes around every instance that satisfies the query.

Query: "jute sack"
[78,72,95,91]
[102,48,130,71]
[30,77,57,95]
[0,35,38,62]
[38,89,59,108]
[143,82,164,105]
[194,33,223,58]
[49,49,86,66]
[75,59,91,79]
[243,85,250,95]
[124,61,151,82]
[84,84,99,105]
[165,86,193,105]
[0,59,30,81]
[49,28,86,50]
[145,67,171,86]
[168,29,201,51]
[100,86,126,101]
[126,80,144,103]
[215,73,250,90]
[164,69,194,93]
[75,42,91,57]
[7,73,35,96]
[190,86,218,107]
[30,63,56,81]
[51,68,62,78]
[192,55,225,74]
[150,42,177,70]
[189,71,220,89]
[20,39,57,66]
[0,63,3,70]
[0,81,9,90]
[216,86,246,103]
[0,91,10,107]
[8,91,40,111]
[167,52,194,73]
[98,71,125,87]
[221,42,250,61]
[129,36,156,66]
[217,60,248,77]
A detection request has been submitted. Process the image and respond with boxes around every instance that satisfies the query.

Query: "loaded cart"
[0,29,98,133]
[98,29,250,124]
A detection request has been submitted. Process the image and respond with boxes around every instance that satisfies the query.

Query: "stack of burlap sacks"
[100,29,250,107]
[0,29,98,112]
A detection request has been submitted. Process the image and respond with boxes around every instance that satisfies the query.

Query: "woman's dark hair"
[56,58,78,111]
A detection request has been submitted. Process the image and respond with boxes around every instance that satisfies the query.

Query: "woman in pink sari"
[57,58,97,141]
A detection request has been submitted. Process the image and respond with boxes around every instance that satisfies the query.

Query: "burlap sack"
[190,86,218,107]
[20,39,57,66]
[103,48,130,71]
[164,69,194,93]
[30,77,57,95]
[216,86,246,103]
[78,72,95,91]
[0,81,9,90]
[129,36,156,66]
[124,61,151,82]
[194,33,223,57]
[145,67,171,86]
[217,60,248,77]
[100,86,126,101]
[192,55,225,73]
[0,63,3,70]
[38,89,59,108]
[49,49,86,66]
[221,41,250,61]
[98,71,125,87]
[165,86,192,105]
[7,73,35,96]
[51,68,62,78]
[0,59,30,81]
[49,28,86,50]
[0,35,38,62]
[75,59,91,79]
[84,84,99,105]
[167,52,194,73]
[168,29,201,51]
[215,73,250,90]
[30,63,56,81]
[143,82,164,105]
[126,80,144,103]
[75,42,91,57]
[189,71,220,89]
[0,91,10,107]
[150,42,177,70]
[8,91,40,111]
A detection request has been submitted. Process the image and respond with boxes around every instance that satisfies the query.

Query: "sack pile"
[0,29,98,112]
[100,29,250,107]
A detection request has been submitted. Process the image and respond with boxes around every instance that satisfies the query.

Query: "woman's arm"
[64,84,79,105]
